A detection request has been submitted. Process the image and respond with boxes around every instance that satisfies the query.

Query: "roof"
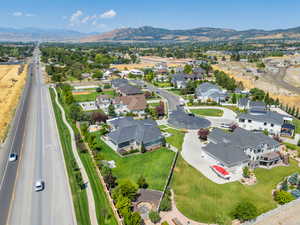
[195,82,225,99]
[249,101,266,109]
[118,84,143,95]
[114,94,147,111]
[111,78,129,88]
[107,117,163,145]
[96,94,112,103]
[204,127,280,167]
[171,73,203,83]
[238,110,288,125]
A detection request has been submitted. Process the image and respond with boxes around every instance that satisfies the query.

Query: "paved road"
[130,79,181,111]
[1,48,76,225]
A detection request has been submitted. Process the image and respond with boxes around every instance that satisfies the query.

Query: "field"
[190,108,224,117]
[172,157,300,223]
[0,65,28,142]
[96,136,175,191]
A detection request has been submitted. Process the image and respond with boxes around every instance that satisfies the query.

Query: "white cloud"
[25,13,35,17]
[100,9,116,19]
[69,10,83,26]
[12,12,23,17]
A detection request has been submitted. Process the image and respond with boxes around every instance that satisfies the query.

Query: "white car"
[34,180,45,192]
[8,153,17,162]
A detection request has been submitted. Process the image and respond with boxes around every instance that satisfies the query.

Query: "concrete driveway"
[181,130,242,184]
[188,106,237,127]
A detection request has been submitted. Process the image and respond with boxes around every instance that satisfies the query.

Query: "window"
[248,119,252,123]
[264,122,267,126]
[271,123,274,127]
[239,118,245,123]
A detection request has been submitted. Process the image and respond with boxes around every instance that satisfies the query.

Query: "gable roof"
[118,84,143,95]
[238,110,288,125]
[111,78,129,88]
[114,94,147,111]
[195,82,225,98]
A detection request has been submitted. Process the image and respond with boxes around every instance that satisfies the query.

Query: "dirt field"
[0,65,28,142]
[212,63,300,109]
[284,66,300,87]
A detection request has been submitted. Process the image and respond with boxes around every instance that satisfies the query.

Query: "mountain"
[0,27,96,42]
[80,26,300,42]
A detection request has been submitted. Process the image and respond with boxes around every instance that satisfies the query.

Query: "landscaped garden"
[95,135,175,191]
[172,156,300,223]
[190,108,224,117]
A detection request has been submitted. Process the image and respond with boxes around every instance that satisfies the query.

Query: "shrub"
[215,212,232,225]
[232,201,257,222]
[274,190,295,205]
[243,166,250,178]
[137,175,148,189]
[161,222,169,225]
[149,211,161,224]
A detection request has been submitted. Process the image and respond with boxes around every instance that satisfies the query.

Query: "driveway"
[181,130,242,184]
[188,106,237,127]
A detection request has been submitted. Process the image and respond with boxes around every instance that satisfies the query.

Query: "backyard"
[172,156,300,223]
[96,135,175,191]
[190,108,224,117]
[73,90,116,102]
[162,127,186,151]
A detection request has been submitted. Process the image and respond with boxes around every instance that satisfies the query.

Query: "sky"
[1,0,300,33]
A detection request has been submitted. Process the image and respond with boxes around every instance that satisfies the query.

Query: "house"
[237,110,293,136]
[154,63,168,74]
[81,73,91,79]
[113,94,147,116]
[171,73,203,88]
[237,98,266,112]
[78,101,98,111]
[96,95,112,113]
[195,82,227,103]
[106,117,164,153]
[192,67,206,75]
[203,127,282,172]
[129,69,144,76]
[111,78,129,89]
[118,84,143,96]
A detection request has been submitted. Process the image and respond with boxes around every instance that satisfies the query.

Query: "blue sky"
[1,0,300,33]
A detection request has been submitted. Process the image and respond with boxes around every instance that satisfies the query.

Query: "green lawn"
[172,156,300,223]
[293,119,300,134]
[169,88,182,96]
[164,128,185,151]
[223,105,247,113]
[149,102,160,108]
[50,89,91,225]
[96,137,175,191]
[190,108,224,117]
[73,90,116,102]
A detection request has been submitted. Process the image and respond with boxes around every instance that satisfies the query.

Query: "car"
[34,180,45,192]
[8,153,17,162]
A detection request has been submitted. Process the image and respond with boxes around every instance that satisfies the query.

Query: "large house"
[195,82,227,103]
[118,84,143,96]
[237,98,267,111]
[111,78,129,89]
[95,95,113,113]
[171,73,203,88]
[203,128,282,172]
[113,94,147,116]
[106,117,164,153]
[237,109,294,136]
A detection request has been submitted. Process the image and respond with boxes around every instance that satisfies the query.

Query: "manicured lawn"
[149,102,160,108]
[293,119,300,134]
[154,82,172,88]
[50,89,91,225]
[73,90,116,102]
[223,105,246,113]
[96,137,175,191]
[164,128,185,151]
[169,88,182,96]
[190,108,224,117]
[172,156,300,223]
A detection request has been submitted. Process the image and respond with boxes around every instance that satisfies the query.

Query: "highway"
[0,47,76,225]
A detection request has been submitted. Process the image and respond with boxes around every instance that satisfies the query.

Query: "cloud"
[12,12,23,17]
[25,13,35,17]
[69,10,83,26]
[100,9,116,19]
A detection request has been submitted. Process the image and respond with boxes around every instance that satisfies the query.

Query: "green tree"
[274,190,295,205]
[115,196,132,217]
[93,71,103,80]
[112,179,138,201]
[232,201,258,222]
[232,93,237,104]
[124,212,142,225]
[183,64,193,74]
[149,211,161,224]
[137,175,148,189]
[108,104,116,117]
[243,166,250,178]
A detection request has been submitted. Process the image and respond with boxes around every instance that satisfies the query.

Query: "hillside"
[80,25,300,42]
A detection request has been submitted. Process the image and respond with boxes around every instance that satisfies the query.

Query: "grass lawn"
[96,137,175,191]
[169,88,182,96]
[154,82,172,88]
[73,90,116,102]
[293,119,300,134]
[190,108,224,117]
[164,128,185,151]
[284,142,300,155]
[223,105,246,113]
[149,102,160,108]
[50,89,91,225]
[172,156,300,223]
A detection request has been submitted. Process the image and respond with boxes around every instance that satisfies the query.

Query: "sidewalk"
[53,88,98,225]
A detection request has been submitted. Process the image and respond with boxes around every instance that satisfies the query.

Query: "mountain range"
[1,26,300,42]
[80,26,300,42]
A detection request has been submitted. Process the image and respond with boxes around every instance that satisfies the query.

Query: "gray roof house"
[118,84,143,96]
[111,78,129,88]
[106,117,164,153]
[195,82,227,103]
[171,73,203,88]
[204,127,281,169]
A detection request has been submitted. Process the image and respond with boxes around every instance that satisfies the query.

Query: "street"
[0,48,76,225]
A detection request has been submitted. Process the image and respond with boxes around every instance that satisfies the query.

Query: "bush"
[137,175,148,189]
[148,211,161,224]
[161,222,169,225]
[215,212,232,225]
[232,201,258,222]
[243,166,250,178]
[274,190,295,205]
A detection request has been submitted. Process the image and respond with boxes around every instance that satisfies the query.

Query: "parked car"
[8,153,17,162]
[34,180,45,192]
